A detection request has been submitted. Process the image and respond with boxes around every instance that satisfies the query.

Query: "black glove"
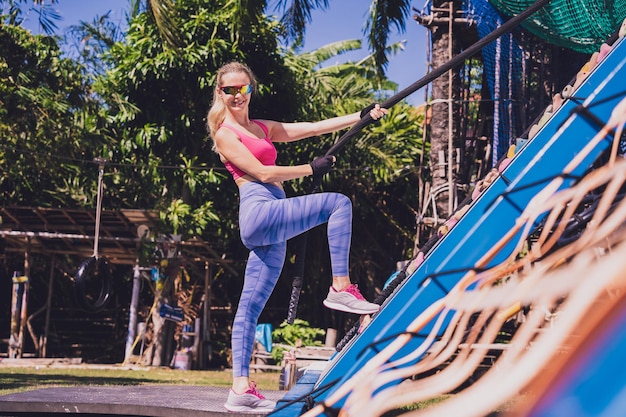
[310,155,336,179]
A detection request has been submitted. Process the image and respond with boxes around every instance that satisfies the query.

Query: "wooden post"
[9,239,31,358]
[42,257,56,358]
[8,271,24,358]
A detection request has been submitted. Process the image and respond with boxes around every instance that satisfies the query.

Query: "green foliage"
[273,0,414,78]
[276,43,427,299]
[160,198,219,237]
[64,11,127,77]
[160,199,190,236]
[0,23,107,207]
[271,319,325,362]
[0,0,429,337]
[272,319,325,346]
[279,40,425,190]
[93,0,293,244]
[1,0,61,34]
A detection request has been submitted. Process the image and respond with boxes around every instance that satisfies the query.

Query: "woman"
[207,61,387,413]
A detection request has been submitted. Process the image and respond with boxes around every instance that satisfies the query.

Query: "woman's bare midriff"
[235,174,283,190]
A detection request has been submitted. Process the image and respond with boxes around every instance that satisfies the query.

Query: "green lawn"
[0,366,280,396]
[0,365,455,416]
[0,365,519,415]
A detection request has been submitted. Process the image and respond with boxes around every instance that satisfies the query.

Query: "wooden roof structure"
[0,206,224,265]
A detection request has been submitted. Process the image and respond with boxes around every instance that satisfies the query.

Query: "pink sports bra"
[219,120,277,180]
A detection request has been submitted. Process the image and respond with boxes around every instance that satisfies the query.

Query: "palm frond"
[365,0,411,74]
[276,0,329,43]
[32,3,61,34]
[148,0,184,49]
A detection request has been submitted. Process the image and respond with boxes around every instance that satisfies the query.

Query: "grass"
[0,365,281,396]
[0,365,524,416]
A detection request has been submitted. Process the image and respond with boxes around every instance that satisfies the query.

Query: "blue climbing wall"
[274,34,626,417]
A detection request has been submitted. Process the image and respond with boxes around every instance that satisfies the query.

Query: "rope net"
[463,0,526,167]
[459,0,614,164]
[488,0,626,53]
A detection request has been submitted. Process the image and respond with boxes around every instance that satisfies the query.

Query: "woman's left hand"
[369,104,388,121]
[360,103,388,121]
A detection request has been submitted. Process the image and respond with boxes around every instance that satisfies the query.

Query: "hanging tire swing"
[74,158,113,313]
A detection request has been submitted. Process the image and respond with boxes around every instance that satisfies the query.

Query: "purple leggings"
[232,181,352,377]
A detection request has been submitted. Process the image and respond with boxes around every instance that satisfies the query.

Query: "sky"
[20,0,429,106]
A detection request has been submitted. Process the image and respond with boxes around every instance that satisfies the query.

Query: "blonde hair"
[206,61,258,148]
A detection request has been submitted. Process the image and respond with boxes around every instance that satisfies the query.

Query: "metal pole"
[125,263,141,363]
[202,261,213,367]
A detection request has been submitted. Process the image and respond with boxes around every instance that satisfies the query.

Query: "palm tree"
[136,0,412,77]
[12,0,417,100]
[424,0,465,220]
[276,0,412,76]
[18,0,445,230]
[1,0,62,33]
[269,0,460,222]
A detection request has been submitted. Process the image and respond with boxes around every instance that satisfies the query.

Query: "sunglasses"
[220,84,253,95]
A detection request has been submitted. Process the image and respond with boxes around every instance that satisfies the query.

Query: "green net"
[488,0,626,53]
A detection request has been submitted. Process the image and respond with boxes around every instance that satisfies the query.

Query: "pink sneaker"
[224,381,275,413]
[323,284,379,314]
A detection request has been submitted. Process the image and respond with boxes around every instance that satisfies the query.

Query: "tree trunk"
[428,0,463,220]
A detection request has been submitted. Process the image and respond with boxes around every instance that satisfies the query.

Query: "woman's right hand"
[310,155,336,179]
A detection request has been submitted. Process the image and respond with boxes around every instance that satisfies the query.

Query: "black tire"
[74,256,112,312]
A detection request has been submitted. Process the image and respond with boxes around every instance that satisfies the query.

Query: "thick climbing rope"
[286,0,554,325]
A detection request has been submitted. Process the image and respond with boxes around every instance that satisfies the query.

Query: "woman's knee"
[331,194,352,221]
[251,243,287,269]
[332,193,352,210]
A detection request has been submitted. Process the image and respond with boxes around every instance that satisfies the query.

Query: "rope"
[74,157,112,312]
[288,0,552,326]
[324,0,552,158]
[93,158,107,258]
